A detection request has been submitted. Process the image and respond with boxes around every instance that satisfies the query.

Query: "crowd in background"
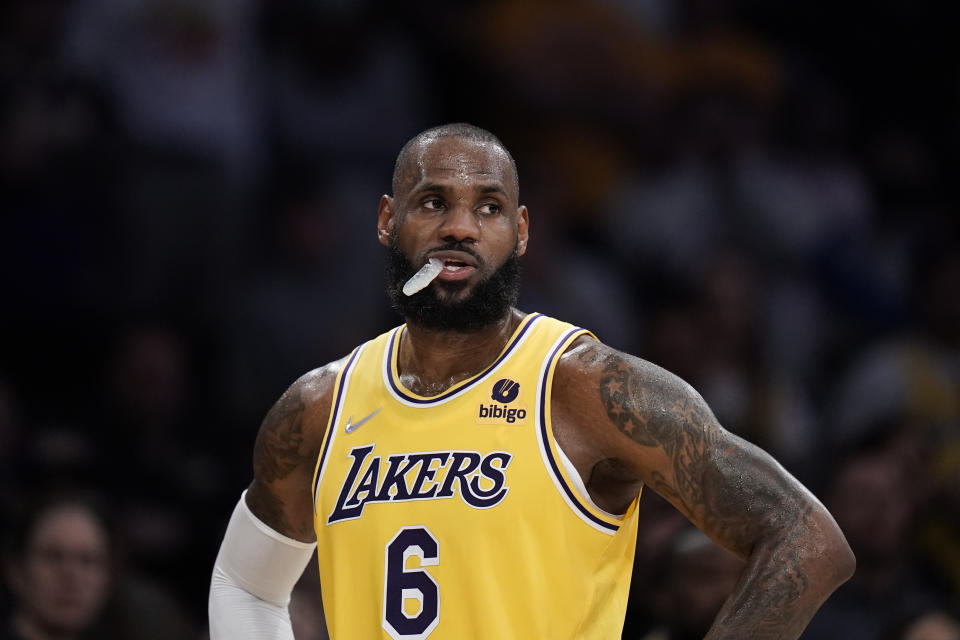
[1,0,958,638]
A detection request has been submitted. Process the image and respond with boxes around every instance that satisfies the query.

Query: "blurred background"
[1,0,958,638]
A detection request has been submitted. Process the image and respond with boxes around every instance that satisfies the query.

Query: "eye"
[422,197,445,211]
[477,202,501,216]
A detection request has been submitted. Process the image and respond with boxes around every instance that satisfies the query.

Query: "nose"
[437,201,480,244]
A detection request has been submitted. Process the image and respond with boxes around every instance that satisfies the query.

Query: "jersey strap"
[536,326,627,534]
[312,342,367,509]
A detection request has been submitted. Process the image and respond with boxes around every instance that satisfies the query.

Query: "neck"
[398,309,524,395]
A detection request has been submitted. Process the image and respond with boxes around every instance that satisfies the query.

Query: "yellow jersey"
[312,313,641,639]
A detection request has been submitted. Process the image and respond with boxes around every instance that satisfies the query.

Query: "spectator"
[803,434,950,639]
[886,607,960,640]
[2,491,200,640]
[2,492,115,639]
[637,527,744,640]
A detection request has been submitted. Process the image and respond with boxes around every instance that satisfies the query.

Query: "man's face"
[378,136,529,330]
[11,506,112,634]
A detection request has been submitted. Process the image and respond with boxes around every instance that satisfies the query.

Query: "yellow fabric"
[312,313,640,639]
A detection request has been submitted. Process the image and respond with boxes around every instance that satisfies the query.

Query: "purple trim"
[539,328,620,533]
[313,345,363,500]
[386,313,543,405]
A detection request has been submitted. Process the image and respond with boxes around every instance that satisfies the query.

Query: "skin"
[8,505,112,640]
[244,135,855,638]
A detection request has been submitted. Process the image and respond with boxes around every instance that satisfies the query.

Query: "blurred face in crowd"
[379,135,529,331]
[659,540,744,635]
[827,451,912,564]
[901,611,960,640]
[8,504,112,637]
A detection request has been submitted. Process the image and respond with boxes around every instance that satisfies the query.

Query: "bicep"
[246,365,339,543]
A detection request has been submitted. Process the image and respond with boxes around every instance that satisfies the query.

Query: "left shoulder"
[555,335,709,424]
[556,333,671,378]
[552,335,720,475]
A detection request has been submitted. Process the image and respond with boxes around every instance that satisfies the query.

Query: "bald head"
[392,123,519,200]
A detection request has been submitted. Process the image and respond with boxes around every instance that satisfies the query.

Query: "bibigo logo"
[477,378,528,424]
[491,378,520,403]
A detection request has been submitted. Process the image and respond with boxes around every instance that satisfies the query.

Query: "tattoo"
[249,385,309,536]
[701,444,816,639]
[574,344,603,365]
[709,500,815,638]
[253,386,307,484]
[246,481,295,535]
[700,442,807,556]
[597,350,822,637]
[599,356,713,518]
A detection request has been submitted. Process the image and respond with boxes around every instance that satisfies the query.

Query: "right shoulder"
[246,355,350,539]
[254,355,351,476]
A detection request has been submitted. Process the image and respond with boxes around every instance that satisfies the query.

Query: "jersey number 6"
[383,526,439,640]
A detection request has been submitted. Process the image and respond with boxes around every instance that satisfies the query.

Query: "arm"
[209,361,343,639]
[557,339,855,639]
[245,361,342,542]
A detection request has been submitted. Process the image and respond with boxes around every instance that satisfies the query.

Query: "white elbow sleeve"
[209,491,317,639]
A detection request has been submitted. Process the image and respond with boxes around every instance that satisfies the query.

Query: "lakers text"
[327,445,513,524]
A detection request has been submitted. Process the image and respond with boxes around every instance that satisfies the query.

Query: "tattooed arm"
[245,359,345,541]
[209,360,344,638]
[554,338,855,639]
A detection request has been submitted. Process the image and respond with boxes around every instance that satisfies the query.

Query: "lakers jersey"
[311,313,641,639]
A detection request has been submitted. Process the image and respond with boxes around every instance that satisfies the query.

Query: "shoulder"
[274,356,349,428]
[287,356,349,411]
[554,335,714,449]
[252,355,351,481]
[245,356,350,539]
[555,334,694,398]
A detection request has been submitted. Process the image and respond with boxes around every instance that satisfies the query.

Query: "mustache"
[425,241,484,266]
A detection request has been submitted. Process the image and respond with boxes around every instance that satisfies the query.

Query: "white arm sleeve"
[208,491,317,640]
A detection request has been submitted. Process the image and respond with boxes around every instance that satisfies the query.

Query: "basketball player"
[208,123,855,639]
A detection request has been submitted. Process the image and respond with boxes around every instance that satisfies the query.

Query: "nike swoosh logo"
[345,408,381,433]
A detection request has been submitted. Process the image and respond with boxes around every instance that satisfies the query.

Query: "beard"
[386,239,521,332]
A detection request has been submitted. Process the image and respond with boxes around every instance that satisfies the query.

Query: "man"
[209,123,854,639]
[3,494,113,640]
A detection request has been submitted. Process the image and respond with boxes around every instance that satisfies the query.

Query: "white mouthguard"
[402,258,444,296]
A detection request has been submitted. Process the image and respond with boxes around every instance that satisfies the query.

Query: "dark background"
[1,1,958,638]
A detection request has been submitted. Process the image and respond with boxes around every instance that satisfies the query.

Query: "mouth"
[438,260,476,281]
[428,251,478,281]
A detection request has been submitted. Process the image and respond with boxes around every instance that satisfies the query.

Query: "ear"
[516,205,529,256]
[377,195,394,247]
